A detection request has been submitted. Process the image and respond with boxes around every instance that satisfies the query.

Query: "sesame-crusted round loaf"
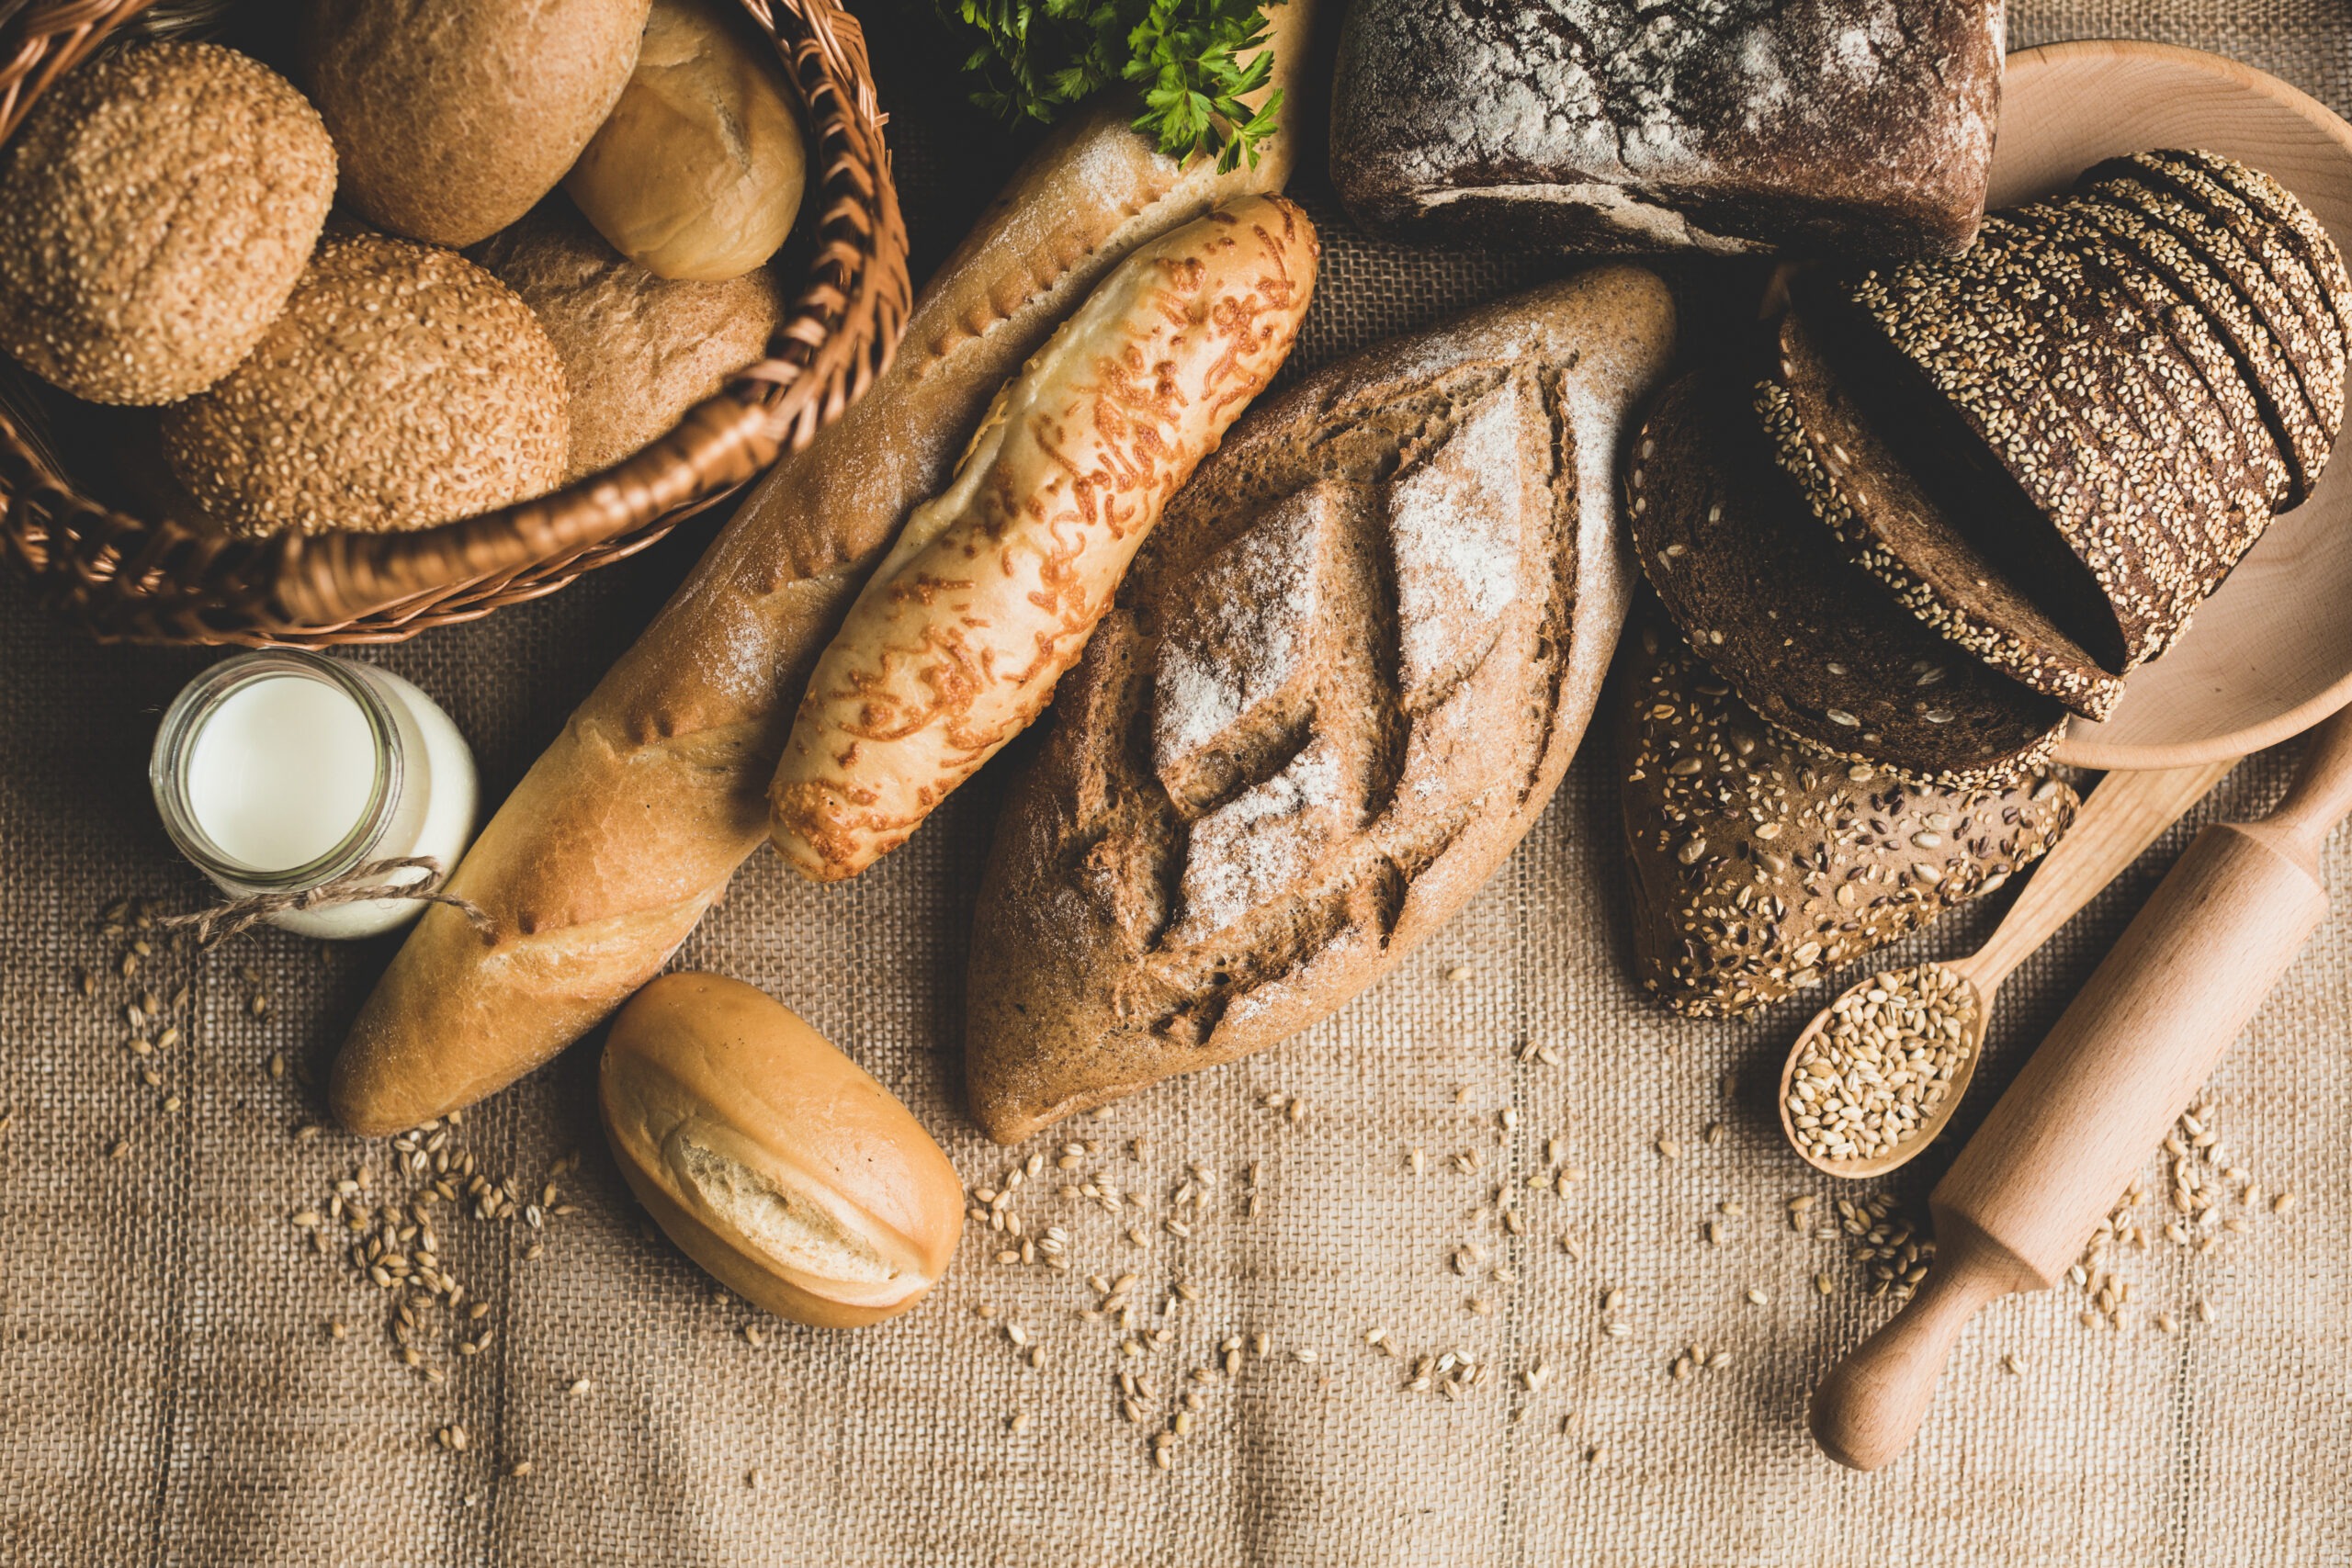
[471,202,785,480]
[0,42,335,406]
[159,231,570,535]
[1617,608,2078,1021]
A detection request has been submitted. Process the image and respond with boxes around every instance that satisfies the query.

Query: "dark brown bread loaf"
[1768,310,2124,721]
[965,271,1676,1143]
[1328,0,2000,259]
[1629,367,2068,788]
[1618,608,2078,1020]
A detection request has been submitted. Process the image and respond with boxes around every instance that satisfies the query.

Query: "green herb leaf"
[938,0,1285,167]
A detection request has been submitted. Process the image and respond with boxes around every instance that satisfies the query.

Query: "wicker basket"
[0,0,910,646]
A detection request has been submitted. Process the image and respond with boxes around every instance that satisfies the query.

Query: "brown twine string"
[157,855,495,948]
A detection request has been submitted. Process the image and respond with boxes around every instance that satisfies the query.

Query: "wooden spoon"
[1778,757,2239,1179]
[1811,705,2352,1471]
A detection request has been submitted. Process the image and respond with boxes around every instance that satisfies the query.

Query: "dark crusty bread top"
[1617,606,2078,1021]
[1769,310,2125,721]
[1629,367,2067,789]
[965,269,1675,1143]
[1327,0,2000,258]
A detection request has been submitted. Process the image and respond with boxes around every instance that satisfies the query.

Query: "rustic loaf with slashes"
[1328,0,2002,258]
[1618,607,2078,1020]
[965,270,1676,1143]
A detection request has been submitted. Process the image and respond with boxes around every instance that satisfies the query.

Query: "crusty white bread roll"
[327,0,1318,1139]
[768,197,1317,882]
[601,973,963,1326]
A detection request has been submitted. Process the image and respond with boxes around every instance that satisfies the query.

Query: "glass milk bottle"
[150,650,480,939]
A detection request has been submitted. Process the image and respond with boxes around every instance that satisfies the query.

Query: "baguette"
[327,7,1317,1138]
[769,197,1317,881]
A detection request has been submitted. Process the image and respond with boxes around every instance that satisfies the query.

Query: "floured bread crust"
[1329,0,2003,258]
[965,268,1676,1143]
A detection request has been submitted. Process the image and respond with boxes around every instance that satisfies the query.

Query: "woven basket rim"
[0,0,911,646]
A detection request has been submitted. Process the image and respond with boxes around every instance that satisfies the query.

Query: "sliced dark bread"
[1984,217,2224,647]
[1616,604,2080,1020]
[2086,170,2337,454]
[1794,265,2137,674]
[2099,151,2346,433]
[2169,149,2352,351]
[1768,308,2123,719]
[1628,368,2067,787]
[2031,194,2292,514]
[1816,233,2187,668]
[2067,185,2328,502]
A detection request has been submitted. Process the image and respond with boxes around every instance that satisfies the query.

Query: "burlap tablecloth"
[5,4,2349,1562]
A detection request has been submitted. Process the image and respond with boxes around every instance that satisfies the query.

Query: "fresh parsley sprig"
[939,0,1287,173]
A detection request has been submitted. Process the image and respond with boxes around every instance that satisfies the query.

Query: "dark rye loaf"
[1630,367,2068,788]
[964,271,1675,1144]
[1328,0,2001,259]
[1617,607,2078,1020]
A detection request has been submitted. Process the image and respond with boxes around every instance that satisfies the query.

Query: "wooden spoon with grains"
[1779,759,2239,1179]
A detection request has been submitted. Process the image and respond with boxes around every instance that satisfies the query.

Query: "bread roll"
[302,0,651,248]
[329,0,1320,1139]
[769,196,1317,882]
[0,42,335,406]
[160,231,569,535]
[473,202,786,479]
[563,0,806,281]
[601,973,962,1326]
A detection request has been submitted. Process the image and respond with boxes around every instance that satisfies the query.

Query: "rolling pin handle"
[2256,705,2352,869]
[1808,1224,2031,1473]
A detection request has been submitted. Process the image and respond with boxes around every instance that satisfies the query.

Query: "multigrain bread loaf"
[329,7,1319,1138]
[472,202,786,480]
[770,198,1317,881]
[0,42,336,406]
[964,270,1675,1144]
[1328,0,2001,258]
[1617,609,2077,1020]
[601,974,963,1326]
[1630,368,2068,788]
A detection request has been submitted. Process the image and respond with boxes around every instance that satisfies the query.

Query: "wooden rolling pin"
[1810,703,2352,1472]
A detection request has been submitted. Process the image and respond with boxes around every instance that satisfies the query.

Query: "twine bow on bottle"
[157,855,495,947]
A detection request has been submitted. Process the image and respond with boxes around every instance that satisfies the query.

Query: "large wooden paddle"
[1810,704,2352,1471]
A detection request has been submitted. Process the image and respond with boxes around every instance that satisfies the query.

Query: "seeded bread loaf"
[1630,368,2067,788]
[1768,310,2123,720]
[1328,0,2001,258]
[1618,608,2078,1020]
[329,6,1320,1137]
[965,270,1675,1143]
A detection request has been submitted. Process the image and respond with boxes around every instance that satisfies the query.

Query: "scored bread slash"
[2086,170,2338,458]
[2169,148,2352,351]
[2037,193,2293,513]
[1629,368,2066,789]
[1996,215,2250,633]
[1615,608,2081,1021]
[2109,151,2346,430]
[1767,310,2123,720]
[2066,185,2328,503]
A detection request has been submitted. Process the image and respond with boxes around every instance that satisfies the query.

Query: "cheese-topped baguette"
[769,197,1317,881]
[327,7,1317,1138]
